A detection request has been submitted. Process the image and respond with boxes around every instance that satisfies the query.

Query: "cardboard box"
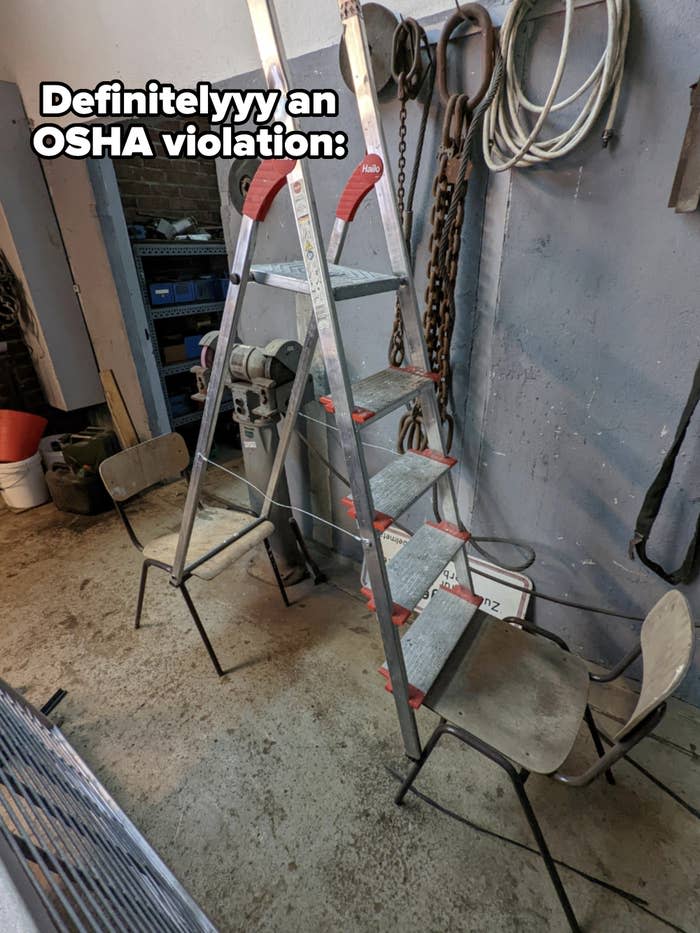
[163,344,187,364]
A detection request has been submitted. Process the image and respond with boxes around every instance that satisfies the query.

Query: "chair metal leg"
[289,517,326,584]
[510,774,581,933]
[396,721,581,933]
[179,583,224,677]
[395,718,447,804]
[264,538,290,607]
[584,705,615,785]
[134,561,151,629]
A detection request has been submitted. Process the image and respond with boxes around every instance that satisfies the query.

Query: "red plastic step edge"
[336,154,384,222]
[340,495,393,532]
[360,586,411,626]
[395,365,440,384]
[243,159,296,221]
[427,520,470,542]
[411,448,457,468]
[319,395,375,423]
[378,668,425,709]
[441,584,483,607]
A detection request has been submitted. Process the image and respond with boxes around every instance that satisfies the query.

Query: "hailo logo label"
[361,158,382,174]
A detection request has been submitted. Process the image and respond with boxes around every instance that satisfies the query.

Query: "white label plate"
[363,524,532,620]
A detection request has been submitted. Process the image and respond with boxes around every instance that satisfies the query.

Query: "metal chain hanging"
[392,5,496,453]
[388,17,435,370]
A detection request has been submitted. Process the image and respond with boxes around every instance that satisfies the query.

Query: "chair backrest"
[99,432,189,502]
[616,590,695,740]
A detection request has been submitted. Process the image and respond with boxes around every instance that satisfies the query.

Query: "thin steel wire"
[200,454,366,544]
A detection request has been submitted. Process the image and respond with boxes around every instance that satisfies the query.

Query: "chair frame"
[395,618,670,933]
[113,479,291,678]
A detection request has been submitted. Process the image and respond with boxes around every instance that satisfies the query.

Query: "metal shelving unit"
[150,300,225,321]
[162,359,200,377]
[131,241,233,429]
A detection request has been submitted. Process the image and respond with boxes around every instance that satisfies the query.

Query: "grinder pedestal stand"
[194,336,322,585]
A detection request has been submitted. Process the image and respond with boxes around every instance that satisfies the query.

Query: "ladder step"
[319,366,438,425]
[361,521,469,624]
[379,586,483,708]
[251,261,402,300]
[341,449,456,532]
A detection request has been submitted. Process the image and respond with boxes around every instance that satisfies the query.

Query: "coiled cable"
[483,0,630,170]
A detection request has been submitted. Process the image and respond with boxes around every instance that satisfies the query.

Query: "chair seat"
[425,617,590,774]
[143,507,275,581]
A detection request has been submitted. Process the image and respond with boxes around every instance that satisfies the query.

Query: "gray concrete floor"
[2,464,699,932]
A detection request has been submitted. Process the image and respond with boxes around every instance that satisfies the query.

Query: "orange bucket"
[0,410,48,463]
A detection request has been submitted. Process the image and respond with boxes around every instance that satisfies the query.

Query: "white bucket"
[0,451,50,511]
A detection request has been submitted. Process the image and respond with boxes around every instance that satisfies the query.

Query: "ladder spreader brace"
[172,0,484,760]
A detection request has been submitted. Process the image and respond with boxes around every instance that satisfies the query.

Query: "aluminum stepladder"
[172,0,484,760]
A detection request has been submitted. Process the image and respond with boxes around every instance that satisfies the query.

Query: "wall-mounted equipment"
[339,2,398,93]
[194,335,312,578]
[669,80,700,213]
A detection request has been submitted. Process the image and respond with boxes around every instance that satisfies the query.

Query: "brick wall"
[113,118,222,229]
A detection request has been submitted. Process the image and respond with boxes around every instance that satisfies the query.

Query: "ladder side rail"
[338,7,426,349]
[338,5,455,459]
[247,0,421,759]
[170,216,258,585]
[260,154,385,516]
[171,158,296,585]
[339,2,471,570]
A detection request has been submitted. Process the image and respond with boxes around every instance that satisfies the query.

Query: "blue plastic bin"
[173,281,196,303]
[194,279,219,302]
[184,336,203,359]
[169,394,190,417]
[149,283,176,305]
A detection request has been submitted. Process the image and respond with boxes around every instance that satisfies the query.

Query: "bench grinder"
[193,334,313,582]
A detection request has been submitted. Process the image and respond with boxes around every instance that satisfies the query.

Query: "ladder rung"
[250,261,402,300]
[319,367,438,425]
[341,449,456,531]
[361,521,469,624]
[379,586,483,708]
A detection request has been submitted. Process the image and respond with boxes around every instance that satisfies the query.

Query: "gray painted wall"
[217,0,700,704]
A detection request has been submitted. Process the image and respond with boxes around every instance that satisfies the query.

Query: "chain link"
[391,5,496,454]
[388,17,432,372]
[389,94,409,369]
[396,94,472,453]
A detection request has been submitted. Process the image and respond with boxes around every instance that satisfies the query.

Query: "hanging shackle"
[436,3,495,109]
[391,16,430,101]
[440,93,471,154]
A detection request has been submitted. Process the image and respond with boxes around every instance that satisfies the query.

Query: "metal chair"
[395,590,695,933]
[99,432,289,677]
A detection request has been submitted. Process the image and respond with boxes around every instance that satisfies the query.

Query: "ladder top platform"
[251,261,402,300]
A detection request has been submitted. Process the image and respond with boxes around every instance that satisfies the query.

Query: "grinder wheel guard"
[228,157,261,214]
[339,2,398,94]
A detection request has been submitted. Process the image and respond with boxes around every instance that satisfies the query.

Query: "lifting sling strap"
[631,360,700,584]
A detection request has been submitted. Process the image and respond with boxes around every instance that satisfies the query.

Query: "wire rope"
[483,0,630,170]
